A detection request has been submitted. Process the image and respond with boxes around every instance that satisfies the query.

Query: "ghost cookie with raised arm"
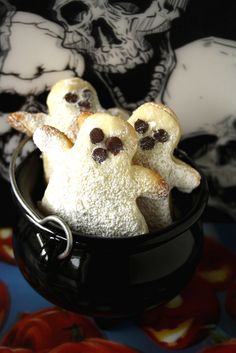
[128,102,201,231]
[8,77,129,182]
[7,77,102,181]
[33,113,168,237]
[8,77,103,142]
[8,76,129,141]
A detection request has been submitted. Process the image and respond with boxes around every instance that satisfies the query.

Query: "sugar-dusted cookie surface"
[8,77,103,142]
[8,77,129,182]
[33,113,168,237]
[128,102,201,231]
[8,77,102,182]
[8,77,129,142]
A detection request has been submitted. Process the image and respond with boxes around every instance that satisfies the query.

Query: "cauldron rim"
[10,137,208,251]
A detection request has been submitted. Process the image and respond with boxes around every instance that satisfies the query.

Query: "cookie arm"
[132,165,169,199]
[33,125,73,154]
[170,157,201,193]
[8,112,48,136]
[33,125,73,183]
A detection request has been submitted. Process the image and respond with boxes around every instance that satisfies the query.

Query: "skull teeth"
[111,64,165,110]
[94,48,153,74]
[167,0,189,11]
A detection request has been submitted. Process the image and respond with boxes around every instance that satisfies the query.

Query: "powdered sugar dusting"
[34,113,168,237]
[128,102,201,231]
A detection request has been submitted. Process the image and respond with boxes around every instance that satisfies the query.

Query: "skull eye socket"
[179,134,217,159]
[59,1,89,25]
[108,0,153,14]
[0,93,26,113]
[164,3,174,12]
[216,140,236,165]
[37,91,49,105]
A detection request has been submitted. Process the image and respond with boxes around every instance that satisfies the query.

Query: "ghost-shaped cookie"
[8,77,129,141]
[8,77,129,181]
[7,77,101,181]
[8,77,102,141]
[128,102,201,231]
[33,113,168,237]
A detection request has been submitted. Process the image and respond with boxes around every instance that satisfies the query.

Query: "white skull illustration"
[0,11,84,180]
[53,0,189,109]
[0,87,48,180]
[180,116,236,221]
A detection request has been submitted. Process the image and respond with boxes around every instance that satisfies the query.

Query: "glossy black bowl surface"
[11,147,208,319]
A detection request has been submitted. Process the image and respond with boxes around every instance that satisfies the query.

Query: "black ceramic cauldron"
[10,137,208,319]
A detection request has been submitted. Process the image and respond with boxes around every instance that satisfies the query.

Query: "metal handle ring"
[9,136,73,259]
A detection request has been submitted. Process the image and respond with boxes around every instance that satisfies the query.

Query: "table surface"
[0,221,236,353]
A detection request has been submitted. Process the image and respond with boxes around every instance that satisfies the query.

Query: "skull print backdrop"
[0,0,188,179]
[53,0,188,109]
[0,5,84,179]
[179,116,236,222]
[0,0,236,222]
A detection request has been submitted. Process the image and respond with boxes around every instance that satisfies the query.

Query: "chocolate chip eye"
[153,129,169,142]
[90,128,105,144]
[64,92,78,103]
[140,136,155,150]
[105,136,123,155]
[92,148,107,163]
[82,89,93,99]
[134,119,149,134]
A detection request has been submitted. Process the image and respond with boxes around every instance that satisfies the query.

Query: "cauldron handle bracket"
[10,136,73,260]
[38,215,73,259]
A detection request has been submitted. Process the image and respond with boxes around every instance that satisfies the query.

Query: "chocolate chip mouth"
[140,136,155,150]
[92,147,107,163]
[64,89,93,111]
[153,129,169,142]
